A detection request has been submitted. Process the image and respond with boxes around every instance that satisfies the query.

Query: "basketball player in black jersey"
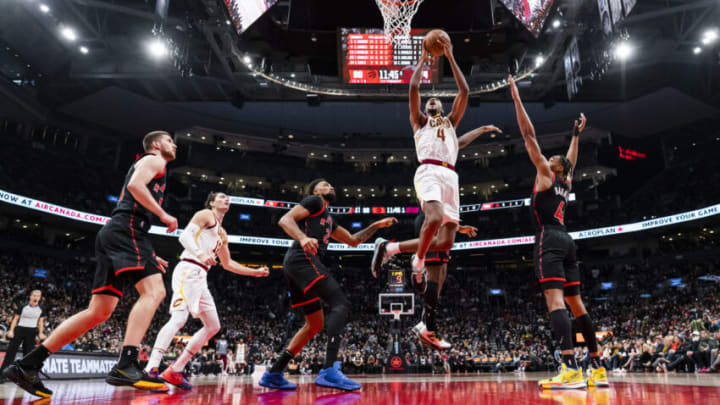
[4,131,178,398]
[509,76,608,389]
[260,179,397,391]
[410,212,477,351]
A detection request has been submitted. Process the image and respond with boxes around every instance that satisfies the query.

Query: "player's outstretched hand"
[255,266,270,277]
[481,125,502,135]
[458,225,478,238]
[156,256,170,273]
[508,75,520,100]
[574,113,587,135]
[439,36,453,58]
[301,237,319,255]
[161,212,178,233]
[376,217,398,228]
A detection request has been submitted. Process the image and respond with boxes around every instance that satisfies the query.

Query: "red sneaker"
[160,367,193,390]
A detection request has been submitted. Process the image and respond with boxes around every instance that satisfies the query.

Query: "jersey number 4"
[554,201,565,225]
[436,128,445,142]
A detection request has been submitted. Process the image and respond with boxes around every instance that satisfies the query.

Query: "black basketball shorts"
[533,225,580,296]
[282,250,336,315]
[92,214,163,299]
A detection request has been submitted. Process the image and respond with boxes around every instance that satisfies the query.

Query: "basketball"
[423,29,450,57]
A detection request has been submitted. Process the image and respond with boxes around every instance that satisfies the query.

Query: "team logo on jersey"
[554,186,569,200]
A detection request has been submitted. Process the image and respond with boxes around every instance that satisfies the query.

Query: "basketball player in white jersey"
[145,192,269,389]
[372,39,499,281]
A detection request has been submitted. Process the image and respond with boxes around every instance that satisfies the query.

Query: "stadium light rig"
[614,40,633,61]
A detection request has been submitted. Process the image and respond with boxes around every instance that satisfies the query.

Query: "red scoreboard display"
[339,28,441,84]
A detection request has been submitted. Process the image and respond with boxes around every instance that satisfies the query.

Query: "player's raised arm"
[127,155,177,232]
[409,50,430,132]
[565,113,586,185]
[508,75,552,183]
[457,125,502,149]
[442,37,469,129]
[278,204,318,255]
[331,217,398,247]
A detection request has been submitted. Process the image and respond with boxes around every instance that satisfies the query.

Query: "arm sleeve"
[299,195,324,215]
[179,222,204,257]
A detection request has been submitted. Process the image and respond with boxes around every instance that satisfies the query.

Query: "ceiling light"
[243,55,251,64]
[291,73,296,78]
[79,46,89,54]
[147,38,168,58]
[535,55,544,67]
[693,46,702,55]
[552,19,561,29]
[702,29,718,45]
[614,41,633,61]
[39,4,50,13]
[60,27,78,42]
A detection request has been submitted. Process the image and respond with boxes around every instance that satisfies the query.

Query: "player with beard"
[509,75,607,389]
[371,40,499,288]
[4,131,178,398]
[260,179,397,391]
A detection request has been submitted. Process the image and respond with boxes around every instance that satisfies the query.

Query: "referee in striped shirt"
[0,290,46,379]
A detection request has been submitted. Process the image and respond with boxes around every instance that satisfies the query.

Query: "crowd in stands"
[2,241,719,376]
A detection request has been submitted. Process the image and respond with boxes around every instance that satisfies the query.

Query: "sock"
[19,345,51,369]
[562,354,578,369]
[117,346,139,369]
[386,242,400,256]
[145,311,188,372]
[172,348,195,372]
[324,335,341,369]
[423,281,439,332]
[270,350,294,373]
[590,355,601,369]
[549,309,574,366]
[575,314,599,355]
[145,348,165,372]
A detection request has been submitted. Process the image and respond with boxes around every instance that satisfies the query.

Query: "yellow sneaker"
[586,367,609,388]
[539,365,586,390]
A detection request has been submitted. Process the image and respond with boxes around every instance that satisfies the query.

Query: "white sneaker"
[412,321,428,337]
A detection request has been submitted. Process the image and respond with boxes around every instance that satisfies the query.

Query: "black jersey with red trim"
[288,195,338,259]
[531,173,569,229]
[112,154,166,231]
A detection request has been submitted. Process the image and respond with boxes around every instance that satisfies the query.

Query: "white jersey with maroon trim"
[179,214,223,263]
[414,115,458,165]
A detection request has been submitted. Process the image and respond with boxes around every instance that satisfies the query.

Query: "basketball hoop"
[375,0,425,46]
[391,309,402,321]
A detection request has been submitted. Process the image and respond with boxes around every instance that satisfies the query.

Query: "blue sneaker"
[259,371,297,390]
[315,362,361,391]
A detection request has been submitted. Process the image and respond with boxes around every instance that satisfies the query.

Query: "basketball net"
[375,0,425,46]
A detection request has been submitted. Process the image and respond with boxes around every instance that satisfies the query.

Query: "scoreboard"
[338,28,442,84]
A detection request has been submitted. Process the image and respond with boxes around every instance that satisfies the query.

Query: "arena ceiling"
[0,0,718,138]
